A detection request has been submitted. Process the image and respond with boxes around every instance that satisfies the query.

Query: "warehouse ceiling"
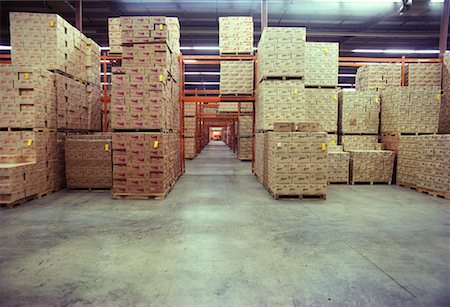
[0,0,447,53]
[0,0,447,87]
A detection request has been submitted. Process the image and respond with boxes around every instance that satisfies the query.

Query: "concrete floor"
[0,141,449,306]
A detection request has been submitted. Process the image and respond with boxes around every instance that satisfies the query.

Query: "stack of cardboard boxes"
[184,102,196,159]
[218,102,253,113]
[108,17,122,54]
[349,150,395,184]
[109,16,181,198]
[220,60,254,95]
[265,128,328,198]
[440,52,450,134]
[355,65,402,91]
[237,116,252,160]
[1,12,102,206]
[219,17,253,54]
[406,63,442,87]
[397,135,450,197]
[65,134,112,189]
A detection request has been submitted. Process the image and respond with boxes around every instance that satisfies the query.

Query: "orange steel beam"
[401,56,406,87]
[182,55,257,60]
[184,89,220,95]
[178,54,185,173]
[101,52,109,132]
[183,96,255,102]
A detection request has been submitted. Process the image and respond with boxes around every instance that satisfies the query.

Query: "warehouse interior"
[0,0,450,306]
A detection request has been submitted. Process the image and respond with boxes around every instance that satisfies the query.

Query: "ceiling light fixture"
[352,49,440,54]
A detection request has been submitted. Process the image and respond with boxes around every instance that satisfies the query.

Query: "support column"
[75,0,83,31]
[261,0,268,31]
[439,0,449,57]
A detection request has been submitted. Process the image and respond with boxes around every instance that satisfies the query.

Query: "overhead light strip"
[352,49,440,54]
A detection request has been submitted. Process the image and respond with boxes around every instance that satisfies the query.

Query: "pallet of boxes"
[109,16,181,200]
[255,27,337,199]
[184,102,196,159]
[380,59,450,199]
[0,12,102,207]
[338,64,400,185]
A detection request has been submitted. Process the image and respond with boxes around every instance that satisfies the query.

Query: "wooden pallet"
[304,85,338,89]
[351,181,391,185]
[398,182,418,190]
[328,181,349,185]
[0,189,56,209]
[270,193,326,200]
[416,188,450,200]
[260,76,303,81]
[219,93,254,97]
[220,52,253,56]
[381,132,437,136]
[67,187,111,192]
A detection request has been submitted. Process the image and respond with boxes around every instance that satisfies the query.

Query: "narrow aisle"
[185,140,251,176]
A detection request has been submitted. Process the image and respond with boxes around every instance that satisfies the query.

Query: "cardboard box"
[219,17,253,54]
[349,150,394,184]
[407,63,442,87]
[381,87,441,134]
[65,133,112,189]
[342,135,381,151]
[274,122,295,132]
[184,137,196,159]
[237,137,252,160]
[328,151,349,183]
[239,115,253,137]
[304,42,339,87]
[220,60,254,95]
[257,27,306,81]
[439,52,450,133]
[297,122,321,132]
[355,65,402,91]
[339,90,380,134]
[263,132,328,197]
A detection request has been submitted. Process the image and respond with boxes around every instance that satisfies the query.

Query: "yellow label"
[375,97,380,103]
[24,73,29,80]
[331,140,335,145]
[105,144,109,152]
[436,94,441,101]
[321,143,326,151]
[27,139,33,146]
[159,24,163,30]
[294,88,298,94]
[50,20,55,27]
[159,74,163,82]
[154,141,159,149]
[333,94,337,101]
[322,48,329,53]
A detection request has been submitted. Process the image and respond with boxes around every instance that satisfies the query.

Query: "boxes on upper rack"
[339,91,380,134]
[304,42,339,87]
[406,63,442,87]
[266,132,328,197]
[256,80,305,131]
[304,88,339,133]
[111,132,180,195]
[0,66,56,129]
[349,150,394,184]
[65,133,112,189]
[440,52,450,134]
[381,87,441,134]
[237,137,252,160]
[218,102,253,113]
[355,65,402,91]
[10,12,100,84]
[257,27,306,81]
[341,135,381,151]
[108,17,122,54]
[220,60,254,95]
[184,137,195,159]
[219,16,253,54]
[397,135,450,195]
[328,151,349,184]
[184,117,195,137]
[184,103,196,117]
[239,116,253,137]
[256,81,338,132]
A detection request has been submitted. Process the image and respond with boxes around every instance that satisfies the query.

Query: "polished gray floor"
[0,141,449,306]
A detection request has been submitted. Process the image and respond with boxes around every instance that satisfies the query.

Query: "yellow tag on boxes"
[104,144,109,152]
[154,141,159,149]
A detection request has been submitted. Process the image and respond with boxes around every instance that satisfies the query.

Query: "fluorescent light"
[352,49,384,53]
[100,47,110,51]
[0,45,12,50]
[338,84,354,87]
[352,49,440,54]
[431,0,444,3]
[338,74,356,77]
[184,72,220,75]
